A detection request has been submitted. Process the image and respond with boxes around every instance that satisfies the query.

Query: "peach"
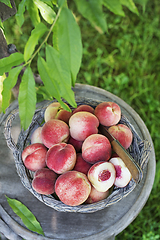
[55,170,91,206]
[31,127,43,144]
[86,186,109,204]
[69,111,99,142]
[68,136,83,152]
[46,143,76,174]
[44,102,60,122]
[32,168,57,195]
[109,157,132,188]
[73,153,92,175]
[44,102,72,124]
[72,104,94,114]
[22,143,47,171]
[88,161,116,192]
[94,101,121,126]
[41,119,70,148]
[108,124,133,149]
[82,134,112,164]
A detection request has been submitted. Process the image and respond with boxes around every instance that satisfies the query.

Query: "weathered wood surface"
[0,0,16,22]
[0,84,156,240]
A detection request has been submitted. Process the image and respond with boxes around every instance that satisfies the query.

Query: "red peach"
[109,157,132,188]
[69,111,99,142]
[46,143,76,174]
[22,143,47,171]
[32,168,57,195]
[108,124,133,149]
[86,186,109,204]
[94,102,121,127]
[44,102,60,122]
[44,102,72,124]
[68,136,83,152]
[55,109,72,125]
[72,105,94,114]
[73,153,92,175]
[41,119,70,148]
[88,161,116,192]
[31,127,43,144]
[82,134,112,164]
[55,171,91,206]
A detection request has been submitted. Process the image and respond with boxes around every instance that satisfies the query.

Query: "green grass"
[77,1,160,239]
[1,0,160,239]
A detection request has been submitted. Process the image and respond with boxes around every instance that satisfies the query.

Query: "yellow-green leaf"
[6,196,44,235]
[2,66,23,112]
[24,22,48,62]
[34,0,56,24]
[18,66,36,130]
[74,0,107,33]
[53,7,82,84]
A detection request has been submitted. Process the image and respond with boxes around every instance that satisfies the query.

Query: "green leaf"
[34,0,56,24]
[57,0,66,7]
[2,66,23,112]
[120,0,139,15]
[0,52,24,75]
[36,85,53,101]
[46,44,77,108]
[26,0,41,27]
[103,0,125,17]
[15,0,27,28]
[18,66,36,130]
[24,22,48,62]
[6,196,44,235]
[134,0,148,12]
[40,0,54,8]
[53,7,82,84]
[37,55,65,108]
[0,0,12,8]
[74,0,107,33]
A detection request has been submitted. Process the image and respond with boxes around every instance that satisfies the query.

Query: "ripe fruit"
[32,168,57,195]
[46,143,76,174]
[94,101,121,127]
[22,143,47,171]
[108,124,133,149]
[41,119,70,148]
[55,171,91,206]
[109,157,132,187]
[88,161,116,192]
[69,111,99,141]
[82,134,112,164]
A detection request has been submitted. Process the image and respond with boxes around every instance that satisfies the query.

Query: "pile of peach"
[22,101,133,206]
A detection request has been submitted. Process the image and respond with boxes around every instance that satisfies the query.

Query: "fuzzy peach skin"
[72,104,94,114]
[32,168,57,195]
[94,102,121,127]
[44,102,72,124]
[31,127,43,144]
[46,143,76,174]
[69,111,99,142]
[82,134,112,164]
[86,186,109,204]
[109,157,132,188]
[108,124,133,149]
[44,102,61,122]
[41,119,70,148]
[73,153,92,175]
[68,136,83,152]
[22,143,47,171]
[55,171,91,206]
[88,161,116,192]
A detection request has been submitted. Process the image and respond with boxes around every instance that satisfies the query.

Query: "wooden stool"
[0,84,156,240]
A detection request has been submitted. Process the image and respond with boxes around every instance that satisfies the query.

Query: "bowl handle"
[4,109,20,152]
